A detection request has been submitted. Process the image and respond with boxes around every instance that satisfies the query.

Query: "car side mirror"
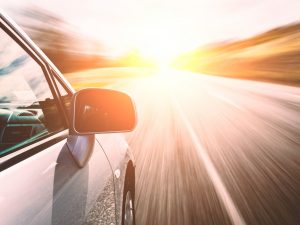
[70,88,137,134]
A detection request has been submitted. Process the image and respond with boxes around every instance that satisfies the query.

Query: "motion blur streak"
[66,68,300,225]
[173,98,246,225]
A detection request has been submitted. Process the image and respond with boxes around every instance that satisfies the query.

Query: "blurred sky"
[1,0,300,58]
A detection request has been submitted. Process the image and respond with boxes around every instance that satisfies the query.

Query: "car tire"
[121,170,135,225]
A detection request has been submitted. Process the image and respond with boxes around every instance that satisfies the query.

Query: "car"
[0,10,137,225]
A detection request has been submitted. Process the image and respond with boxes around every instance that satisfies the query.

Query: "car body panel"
[96,133,135,225]
[0,133,115,225]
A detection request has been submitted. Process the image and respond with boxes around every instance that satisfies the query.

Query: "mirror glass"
[73,89,136,133]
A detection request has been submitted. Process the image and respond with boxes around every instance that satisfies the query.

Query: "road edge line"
[173,98,247,225]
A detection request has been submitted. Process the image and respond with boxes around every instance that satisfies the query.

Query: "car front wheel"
[123,190,135,225]
[122,166,135,225]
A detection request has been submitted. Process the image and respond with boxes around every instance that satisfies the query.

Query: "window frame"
[50,68,74,126]
[0,13,72,167]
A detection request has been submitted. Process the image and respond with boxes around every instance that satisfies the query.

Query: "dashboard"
[0,107,46,151]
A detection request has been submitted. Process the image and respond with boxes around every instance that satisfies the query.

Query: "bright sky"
[1,0,300,59]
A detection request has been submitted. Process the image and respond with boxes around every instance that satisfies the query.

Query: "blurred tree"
[174,22,300,84]
[16,6,110,73]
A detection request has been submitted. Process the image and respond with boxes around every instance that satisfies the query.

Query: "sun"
[77,16,203,71]
[136,40,178,67]
[133,26,191,68]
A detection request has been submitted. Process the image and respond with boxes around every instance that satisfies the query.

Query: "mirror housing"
[69,88,137,134]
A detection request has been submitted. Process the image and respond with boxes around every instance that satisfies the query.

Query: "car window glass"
[0,28,66,156]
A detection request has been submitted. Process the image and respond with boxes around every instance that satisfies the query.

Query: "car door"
[0,15,115,225]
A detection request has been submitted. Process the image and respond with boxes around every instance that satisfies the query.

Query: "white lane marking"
[173,99,247,225]
[208,91,245,111]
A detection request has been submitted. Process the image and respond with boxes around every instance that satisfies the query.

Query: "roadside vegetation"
[17,7,300,85]
[174,23,300,85]
[16,7,155,73]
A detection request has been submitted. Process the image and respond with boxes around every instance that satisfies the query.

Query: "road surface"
[67,68,300,225]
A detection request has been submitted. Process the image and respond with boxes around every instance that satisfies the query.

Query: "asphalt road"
[67,68,300,225]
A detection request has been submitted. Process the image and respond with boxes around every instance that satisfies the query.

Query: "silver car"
[0,11,136,225]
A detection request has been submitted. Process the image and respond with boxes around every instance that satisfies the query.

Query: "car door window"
[0,27,66,156]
